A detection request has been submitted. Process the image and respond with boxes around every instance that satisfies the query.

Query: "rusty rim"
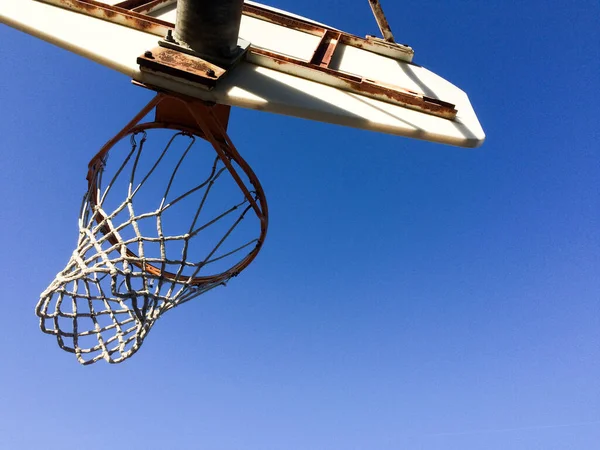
[85,94,268,285]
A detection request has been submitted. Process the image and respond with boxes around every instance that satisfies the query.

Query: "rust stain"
[243,2,411,61]
[45,0,169,34]
[138,47,224,88]
[367,0,395,43]
[86,94,267,286]
[357,80,456,118]
[309,30,341,68]
[131,0,173,14]
[114,0,148,9]
[243,4,324,36]
[45,0,412,63]
[250,48,456,119]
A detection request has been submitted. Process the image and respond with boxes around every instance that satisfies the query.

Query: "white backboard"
[0,0,485,147]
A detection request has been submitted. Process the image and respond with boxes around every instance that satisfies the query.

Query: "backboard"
[1,0,485,147]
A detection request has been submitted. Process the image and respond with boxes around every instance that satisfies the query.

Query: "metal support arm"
[368,0,395,43]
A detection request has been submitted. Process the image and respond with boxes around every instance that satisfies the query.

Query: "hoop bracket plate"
[137,46,226,89]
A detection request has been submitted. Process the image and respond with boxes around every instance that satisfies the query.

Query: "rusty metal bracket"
[137,47,226,89]
[310,30,342,68]
[154,95,231,136]
[159,35,251,69]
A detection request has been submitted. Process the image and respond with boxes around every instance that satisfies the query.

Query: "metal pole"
[174,0,245,62]
[368,0,396,43]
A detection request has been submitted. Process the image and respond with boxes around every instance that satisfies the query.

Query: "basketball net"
[36,94,268,364]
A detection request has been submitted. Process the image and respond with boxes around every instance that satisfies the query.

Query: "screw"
[144,50,153,58]
[165,29,175,42]
[206,68,216,77]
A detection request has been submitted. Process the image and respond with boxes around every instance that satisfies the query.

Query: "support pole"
[368,0,396,43]
[174,0,245,63]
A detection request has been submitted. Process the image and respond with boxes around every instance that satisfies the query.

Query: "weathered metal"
[243,2,413,61]
[38,0,414,62]
[137,46,226,88]
[155,95,231,135]
[37,0,439,115]
[368,0,395,43]
[174,0,244,63]
[130,0,175,14]
[115,0,176,14]
[46,0,170,35]
[242,3,325,36]
[86,93,268,286]
[247,48,457,119]
[310,30,342,68]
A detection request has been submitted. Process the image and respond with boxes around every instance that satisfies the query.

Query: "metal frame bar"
[368,0,395,43]
[247,48,456,119]
[310,30,342,68]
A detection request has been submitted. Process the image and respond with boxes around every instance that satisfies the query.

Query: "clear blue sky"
[1,1,599,449]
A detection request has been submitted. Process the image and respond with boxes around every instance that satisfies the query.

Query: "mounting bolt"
[206,68,216,77]
[144,50,153,59]
[165,29,175,42]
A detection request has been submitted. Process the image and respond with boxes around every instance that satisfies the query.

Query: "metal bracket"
[159,33,251,69]
[137,47,227,89]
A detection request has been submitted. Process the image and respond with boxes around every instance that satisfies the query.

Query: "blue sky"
[0,1,599,449]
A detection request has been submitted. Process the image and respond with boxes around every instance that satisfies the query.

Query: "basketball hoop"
[36,94,268,364]
[0,0,486,365]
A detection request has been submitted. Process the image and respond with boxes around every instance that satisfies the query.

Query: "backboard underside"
[0,0,485,147]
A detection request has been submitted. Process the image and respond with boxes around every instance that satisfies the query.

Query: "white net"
[36,100,267,365]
